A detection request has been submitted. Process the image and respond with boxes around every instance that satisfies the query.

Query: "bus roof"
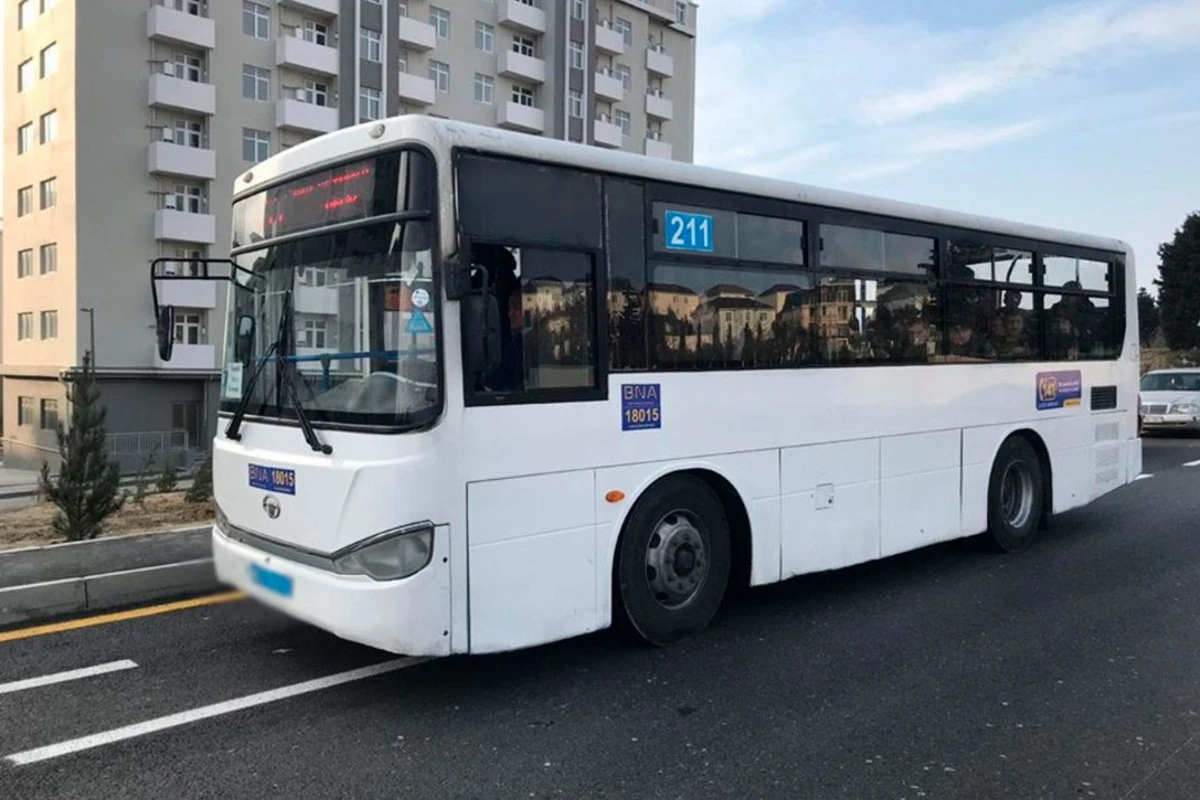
[237,115,1131,257]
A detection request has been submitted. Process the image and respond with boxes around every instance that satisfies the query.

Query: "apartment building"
[1,0,698,471]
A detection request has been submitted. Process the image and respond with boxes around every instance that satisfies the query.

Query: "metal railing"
[105,431,190,457]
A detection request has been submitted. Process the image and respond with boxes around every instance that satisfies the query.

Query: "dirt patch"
[0,493,214,550]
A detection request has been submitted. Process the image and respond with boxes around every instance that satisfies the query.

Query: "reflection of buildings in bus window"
[521,278,592,364]
[649,283,702,354]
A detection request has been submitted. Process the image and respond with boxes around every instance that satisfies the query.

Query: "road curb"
[0,559,222,628]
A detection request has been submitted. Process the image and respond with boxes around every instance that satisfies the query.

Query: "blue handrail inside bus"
[250,350,436,390]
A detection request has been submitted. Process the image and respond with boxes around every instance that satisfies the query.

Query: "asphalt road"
[2,436,1199,800]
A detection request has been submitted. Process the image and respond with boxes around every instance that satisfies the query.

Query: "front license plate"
[250,563,294,597]
[248,463,295,495]
[1144,415,1163,424]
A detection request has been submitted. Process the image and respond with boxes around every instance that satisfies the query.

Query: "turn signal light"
[605,490,626,503]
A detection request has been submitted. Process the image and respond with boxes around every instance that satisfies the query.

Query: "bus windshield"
[221,150,439,431]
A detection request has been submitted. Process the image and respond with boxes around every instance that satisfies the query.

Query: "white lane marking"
[1133,473,1154,481]
[5,657,424,766]
[0,660,139,696]
[1184,459,1200,468]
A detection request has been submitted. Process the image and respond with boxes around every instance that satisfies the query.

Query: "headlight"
[1171,403,1200,414]
[332,525,434,581]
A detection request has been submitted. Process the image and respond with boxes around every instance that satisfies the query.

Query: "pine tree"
[1155,212,1200,350]
[38,352,124,541]
[156,450,180,494]
[185,451,213,503]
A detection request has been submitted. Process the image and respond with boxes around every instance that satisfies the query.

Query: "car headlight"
[332,524,434,581]
[1171,403,1200,414]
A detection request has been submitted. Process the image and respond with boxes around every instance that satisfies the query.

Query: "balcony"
[594,70,625,103]
[498,0,546,34]
[277,34,339,76]
[146,4,215,50]
[645,137,673,160]
[276,98,339,135]
[397,16,436,50]
[148,141,216,180]
[396,72,436,106]
[497,102,545,134]
[645,91,674,120]
[156,343,216,371]
[646,46,675,78]
[277,0,338,16]
[499,51,546,84]
[148,73,216,115]
[158,278,217,310]
[593,119,624,149]
[595,23,625,55]
[155,210,216,244]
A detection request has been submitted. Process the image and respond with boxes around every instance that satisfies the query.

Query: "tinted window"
[606,179,647,371]
[812,276,940,364]
[1043,255,1111,292]
[948,242,1033,284]
[819,225,935,277]
[737,214,805,265]
[1044,293,1118,360]
[943,284,1037,362]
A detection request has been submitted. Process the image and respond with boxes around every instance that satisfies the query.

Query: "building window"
[18,59,34,93]
[242,65,270,101]
[18,397,35,426]
[615,17,633,47]
[430,7,451,40]
[569,40,584,70]
[18,123,33,155]
[298,266,328,287]
[17,314,33,341]
[569,90,583,119]
[243,128,269,163]
[473,73,494,104]
[41,0,59,12]
[300,79,329,106]
[572,0,585,20]
[18,0,33,29]
[40,310,58,340]
[17,186,33,217]
[300,319,328,349]
[428,60,450,93]
[303,20,329,46]
[39,110,57,144]
[359,87,382,121]
[169,184,204,214]
[40,178,57,210]
[676,1,687,25]
[17,249,34,278]
[512,84,535,107]
[360,28,382,63]
[513,36,535,57]
[39,42,58,78]
[169,118,204,148]
[616,64,632,91]
[615,110,631,138]
[170,248,205,277]
[173,312,204,345]
[39,243,57,274]
[243,1,269,39]
[172,53,203,82]
[40,400,59,431]
[475,22,494,52]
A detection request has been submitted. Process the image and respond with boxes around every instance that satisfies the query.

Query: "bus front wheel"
[615,475,732,646]
[986,435,1045,553]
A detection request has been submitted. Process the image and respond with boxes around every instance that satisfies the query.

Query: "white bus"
[151,116,1141,656]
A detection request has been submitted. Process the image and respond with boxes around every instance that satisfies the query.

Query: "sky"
[693,0,1200,290]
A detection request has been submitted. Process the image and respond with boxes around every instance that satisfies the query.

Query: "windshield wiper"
[226,289,332,455]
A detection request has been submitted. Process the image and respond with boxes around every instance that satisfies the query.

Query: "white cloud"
[840,158,925,183]
[909,119,1050,155]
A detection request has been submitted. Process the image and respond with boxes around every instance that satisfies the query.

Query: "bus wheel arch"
[986,430,1053,552]
[610,469,750,646]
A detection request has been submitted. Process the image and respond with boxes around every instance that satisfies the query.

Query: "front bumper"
[212,526,451,656]
[1140,413,1200,432]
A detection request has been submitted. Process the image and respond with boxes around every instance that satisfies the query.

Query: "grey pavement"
[0,437,1198,799]
[0,528,212,590]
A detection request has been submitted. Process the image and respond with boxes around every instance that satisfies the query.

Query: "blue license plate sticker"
[622,383,662,431]
[250,563,293,597]
[248,463,296,495]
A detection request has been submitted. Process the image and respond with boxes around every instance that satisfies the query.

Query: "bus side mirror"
[463,289,503,378]
[156,306,176,362]
[234,314,255,363]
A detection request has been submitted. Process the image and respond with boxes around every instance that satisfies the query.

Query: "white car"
[1140,368,1200,434]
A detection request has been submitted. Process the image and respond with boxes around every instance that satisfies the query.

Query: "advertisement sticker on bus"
[1036,370,1082,411]
[622,384,662,431]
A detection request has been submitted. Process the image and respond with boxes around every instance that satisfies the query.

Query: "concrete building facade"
[1,0,698,471]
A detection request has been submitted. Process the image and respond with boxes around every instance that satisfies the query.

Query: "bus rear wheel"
[986,435,1045,553]
[615,475,731,646]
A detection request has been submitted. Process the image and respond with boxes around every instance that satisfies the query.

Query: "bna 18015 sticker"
[622,384,661,431]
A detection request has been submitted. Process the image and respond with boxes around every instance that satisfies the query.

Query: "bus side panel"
[466,469,600,654]
[780,438,880,580]
[879,430,963,559]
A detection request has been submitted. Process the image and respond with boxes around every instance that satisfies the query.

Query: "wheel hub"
[1000,460,1034,529]
[645,511,708,609]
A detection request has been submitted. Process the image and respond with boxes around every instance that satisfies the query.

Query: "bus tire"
[986,435,1045,553]
[615,475,731,646]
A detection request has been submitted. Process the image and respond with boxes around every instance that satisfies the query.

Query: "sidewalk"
[0,526,222,627]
